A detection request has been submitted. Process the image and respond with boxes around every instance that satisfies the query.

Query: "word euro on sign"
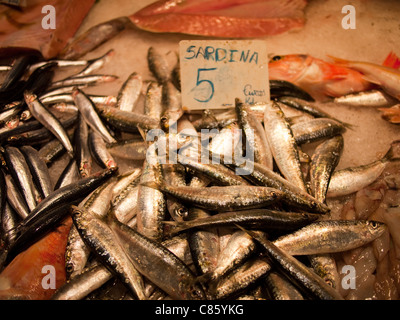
[180,40,270,110]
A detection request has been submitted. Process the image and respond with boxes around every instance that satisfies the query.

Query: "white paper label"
[179,40,270,110]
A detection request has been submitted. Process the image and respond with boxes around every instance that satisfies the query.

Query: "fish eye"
[176,207,189,219]
[189,287,204,299]
[271,55,282,62]
[369,221,380,229]
[325,279,335,288]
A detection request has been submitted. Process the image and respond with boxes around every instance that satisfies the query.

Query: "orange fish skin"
[130,0,307,38]
[268,54,372,101]
[0,218,72,300]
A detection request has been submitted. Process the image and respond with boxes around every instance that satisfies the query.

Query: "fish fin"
[340,121,357,130]
[139,181,160,190]
[382,51,400,69]
[360,74,382,86]
[378,105,400,124]
[195,271,213,285]
[383,140,400,162]
[327,55,351,65]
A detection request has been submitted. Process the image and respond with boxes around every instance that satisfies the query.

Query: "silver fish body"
[263,101,307,191]
[310,135,344,203]
[327,140,400,197]
[108,217,206,300]
[272,220,387,256]
[71,205,146,300]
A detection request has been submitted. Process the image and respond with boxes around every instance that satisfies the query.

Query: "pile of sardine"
[0,46,398,300]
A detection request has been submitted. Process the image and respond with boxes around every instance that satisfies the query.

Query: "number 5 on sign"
[191,68,217,102]
[180,40,270,110]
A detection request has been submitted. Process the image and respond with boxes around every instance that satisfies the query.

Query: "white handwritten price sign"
[179,40,270,110]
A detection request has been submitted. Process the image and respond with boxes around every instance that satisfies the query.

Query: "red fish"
[268,54,373,101]
[0,217,72,300]
[130,0,308,37]
[0,0,95,59]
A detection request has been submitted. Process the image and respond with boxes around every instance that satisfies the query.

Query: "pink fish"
[268,54,373,101]
[130,0,308,37]
[0,0,95,59]
[0,218,72,300]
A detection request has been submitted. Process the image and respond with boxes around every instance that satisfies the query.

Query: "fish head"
[365,220,387,238]
[268,54,310,82]
[179,279,207,300]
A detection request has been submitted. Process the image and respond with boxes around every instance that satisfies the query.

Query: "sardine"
[24,91,74,157]
[70,49,115,78]
[54,158,81,190]
[291,118,346,145]
[70,206,146,300]
[72,88,117,144]
[38,139,66,167]
[20,145,53,199]
[3,146,37,212]
[110,170,142,224]
[223,158,330,214]
[7,168,117,262]
[186,208,219,275]
[177,154,249,187]
[65,180,116,279]
[327,140,400,197]
[241,228,344,300]
[277,96,352,128]
[264,271,304,300]
[107,139,147,161]
[93,104,160,133]
[203,230,263,283]
[333,89,396,108]
[52,233,191,300]
[164,209,319,237]
[49,74,118,90]
[143,180,284,212]
[263,101,307,192]
[162,163,189,222]
[213,257,271,300]
[136,148,166,242]
[235,99,273,169]
[73,113,92,178]
[161,81,183,130]
[108,216,206,300]
[310,135,344,203]
[116,72,143,112]
[58,17,130,60]
[272,220,387,256]
[308,254,341,290]
[4,173,30,219]
[1,201,20,246]
[88,130,118,170]
[51,263,113,300]
[147,46,170,84]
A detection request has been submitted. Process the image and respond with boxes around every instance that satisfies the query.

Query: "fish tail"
[384,140,400,162]
[162,220,187,237]
[195,272,217,299]
[341,121,357,130]
[139,180,161,190]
